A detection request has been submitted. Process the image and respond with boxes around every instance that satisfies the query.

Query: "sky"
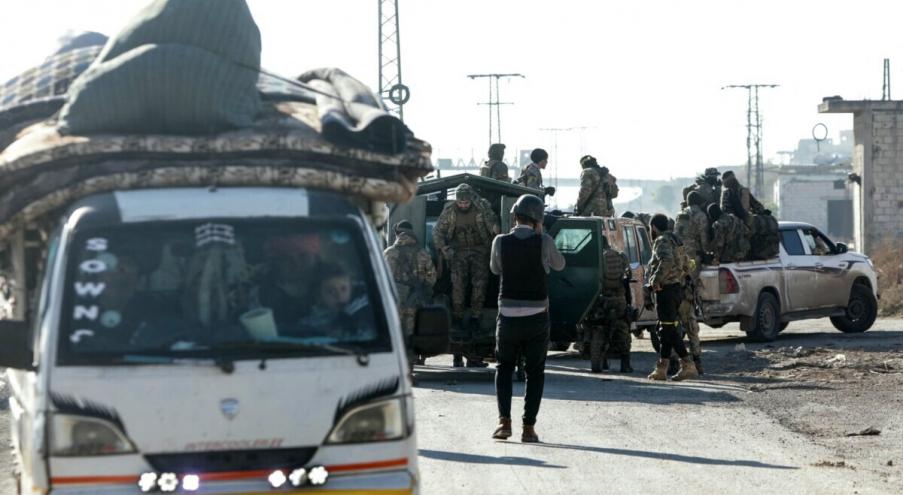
[2,0,901,179]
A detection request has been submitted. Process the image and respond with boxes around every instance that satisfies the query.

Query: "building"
[819,98,903,254]
[773,166,853,243]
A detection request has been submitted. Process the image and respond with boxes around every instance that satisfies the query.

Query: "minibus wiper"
[209,340,370,367]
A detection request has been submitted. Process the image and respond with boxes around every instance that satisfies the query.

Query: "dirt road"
[1,319,900,494]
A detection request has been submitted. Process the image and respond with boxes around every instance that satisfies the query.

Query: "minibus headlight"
[327,398,405,444]
[50,414,136,456]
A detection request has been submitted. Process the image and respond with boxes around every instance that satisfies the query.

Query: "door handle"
[814,263,824,269]
[786,263,796,269]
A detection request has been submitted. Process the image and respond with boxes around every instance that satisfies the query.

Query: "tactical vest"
[499,233,547,301]
[667,232,692,281]
[722,187,747,220]
[602,248,627,293]
[449,207,488,249]
[390,244,420,286]
[675,211,691,242]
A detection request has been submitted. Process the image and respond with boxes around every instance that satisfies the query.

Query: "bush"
[871,240,903,316]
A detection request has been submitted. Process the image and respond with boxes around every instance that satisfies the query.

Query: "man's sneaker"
[492,418,512,440]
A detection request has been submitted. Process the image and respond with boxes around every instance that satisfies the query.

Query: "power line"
[722,83,779,198]
[467,73,525,146]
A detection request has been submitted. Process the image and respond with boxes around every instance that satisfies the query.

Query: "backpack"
[750,213,780,259]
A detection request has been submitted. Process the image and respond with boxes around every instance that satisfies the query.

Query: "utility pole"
[378,0,409,120]
[722,83,778,198]
[882,59,891,100]
[467,73,525,146]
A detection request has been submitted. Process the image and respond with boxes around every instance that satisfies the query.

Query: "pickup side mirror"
[0,320,35,371]
[834,243,848,254]
[412,305,450,357]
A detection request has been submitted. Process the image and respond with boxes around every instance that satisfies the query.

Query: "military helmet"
[488,143,506,160]
[579,155,598,168]
[707,203,722,220]
[455,183,475,201]
[511,194,545,224]
[704,167,720,176]
[394,220,414,235]
[687,191,704,207]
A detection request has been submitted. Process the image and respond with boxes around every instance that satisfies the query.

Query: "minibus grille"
[145,447,318,473]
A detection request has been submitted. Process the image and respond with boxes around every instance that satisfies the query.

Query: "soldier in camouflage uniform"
[575,155,616,217]
[479,143,510,182]
[682,167,722,211]
[720,170,765,225]
[433,183,500,367]
[515,148,556,197]
[707,204,750,263]
[384,220,437,367]
[646,214,698,381]
[674,191,710,373]
[584,236,633,373]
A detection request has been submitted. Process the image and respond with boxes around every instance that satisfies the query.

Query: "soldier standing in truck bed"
[575,155,616,217]
[515,148,556,197]
[480,143,510,182]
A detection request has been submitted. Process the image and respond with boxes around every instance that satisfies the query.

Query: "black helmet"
[579,155,598,169]
[707,203,722,221]
[687,191,704,207]
[511,194,545,224]
[704,167,720,176]
[394,220,414,235]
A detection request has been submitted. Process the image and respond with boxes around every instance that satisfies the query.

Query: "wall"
[867,110,903,250]
[775,173,852,239]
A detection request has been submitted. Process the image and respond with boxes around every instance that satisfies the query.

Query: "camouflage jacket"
[576,167,612,216]
[683,179,721,208]
[722,185,765,221]
[601,246,631,296]
[480,159,510,182]
[432,199,499,251]
[515,163,543,190]
[675,205,710,259]
[384,232,437,308]
[648,232,684,288]
[711,213,750,262]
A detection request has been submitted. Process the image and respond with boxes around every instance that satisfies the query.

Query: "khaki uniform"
[432,198,499,349]
[583,246,631,369]
[710,213,750,263]
[576,167,613,217]
[384,232,437,337]
[648,233,684,289]
[675,205,708,356]
[480,159,510,182]
[515,163,543,190]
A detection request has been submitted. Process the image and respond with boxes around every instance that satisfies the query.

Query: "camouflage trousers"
[450,249,489,320]
[678,295,701,356]
[584,296,631,368]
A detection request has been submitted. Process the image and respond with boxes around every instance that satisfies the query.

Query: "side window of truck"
[622,226,640,266]
[554,228,593,254]
[802,229,833,256]
[637,227,652,265]
[780,229,805,255]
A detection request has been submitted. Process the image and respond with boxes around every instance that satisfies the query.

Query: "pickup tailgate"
[698,267,721,301]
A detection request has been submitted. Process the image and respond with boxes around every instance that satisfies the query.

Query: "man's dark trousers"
[495,311,550,426]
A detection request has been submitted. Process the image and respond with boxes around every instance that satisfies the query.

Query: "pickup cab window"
[637,227,652,265]
[622,226,639,265]
[58,218,389,366]
[802,229,834,256]
[780,229,805,255]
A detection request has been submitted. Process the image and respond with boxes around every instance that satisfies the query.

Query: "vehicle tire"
[830,284,877,334]
[550,341,571,352]
[779,322,790,331]
[747,292,780,342]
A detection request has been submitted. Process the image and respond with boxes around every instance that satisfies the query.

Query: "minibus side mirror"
[412,305,450,356]
[834,242,848,254]
[0,320,35,371]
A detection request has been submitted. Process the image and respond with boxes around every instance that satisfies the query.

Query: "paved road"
[414,319,903,494]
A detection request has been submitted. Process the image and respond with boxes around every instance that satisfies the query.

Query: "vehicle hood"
[48,354,402,453]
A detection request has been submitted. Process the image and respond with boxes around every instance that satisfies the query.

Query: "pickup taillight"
[719,268,739,294]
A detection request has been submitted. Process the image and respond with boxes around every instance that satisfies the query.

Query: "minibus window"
[58,218,390,365]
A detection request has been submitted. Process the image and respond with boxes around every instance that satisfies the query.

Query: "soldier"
[584,236,633,373]
[479,143,510,182]
[515,148,557,197]
[720,170,765,224]
[674,191,710,373]
[682,167,722,210]
[707,204,750,263]
[384,220,437,368]
[432,183,500,367]
[646,214,698,381]
[575,155,616,217]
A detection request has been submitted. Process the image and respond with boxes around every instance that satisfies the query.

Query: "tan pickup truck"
[698,221,879,341]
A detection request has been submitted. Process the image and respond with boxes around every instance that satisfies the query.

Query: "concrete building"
[773,166,853,243]
[820,98,903,253]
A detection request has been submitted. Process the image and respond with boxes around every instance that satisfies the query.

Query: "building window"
[833,180,845,190]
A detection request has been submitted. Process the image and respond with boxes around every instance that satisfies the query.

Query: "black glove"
[544,186,556,197]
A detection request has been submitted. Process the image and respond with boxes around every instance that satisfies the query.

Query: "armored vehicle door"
[388,196,427,246]
[500,196,517,233]
[548,217,603,342]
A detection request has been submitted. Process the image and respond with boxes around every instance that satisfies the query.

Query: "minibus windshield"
[58,218,390,365]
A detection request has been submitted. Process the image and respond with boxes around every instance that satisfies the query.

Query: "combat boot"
[619,353,633,373]
[492,417,512,440]
[667,357,680,376]
[521,424,539,443]
[601,357,610,370]
[647,358,668,381]
[693,354,704,376]
[452,354,464,367]
[671,356,699,381]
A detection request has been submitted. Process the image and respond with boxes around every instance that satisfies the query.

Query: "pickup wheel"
[830,284,877,334]
[779,322,790,331]
[747,292,780,342]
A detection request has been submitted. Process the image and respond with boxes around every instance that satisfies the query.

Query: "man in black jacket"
[489,194,565,443]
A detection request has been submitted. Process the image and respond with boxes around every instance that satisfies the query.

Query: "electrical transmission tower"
[882,59,891,100]
[722,83,779,198]
[467,73,525,146]
[378,0,409,120]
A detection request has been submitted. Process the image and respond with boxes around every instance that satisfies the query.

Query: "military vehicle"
[389,173,657,356]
